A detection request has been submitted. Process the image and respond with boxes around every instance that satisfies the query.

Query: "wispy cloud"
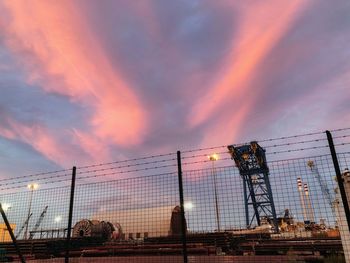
[0,0,349,177]
[1,0,148,164]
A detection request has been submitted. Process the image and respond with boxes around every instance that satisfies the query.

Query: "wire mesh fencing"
[178,128,350,262]
[0,128,350,262]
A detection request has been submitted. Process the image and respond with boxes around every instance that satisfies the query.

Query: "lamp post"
[24,183,38,239]
[208,154,221,232]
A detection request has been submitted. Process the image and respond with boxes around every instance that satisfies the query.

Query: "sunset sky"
[1,0,350,178]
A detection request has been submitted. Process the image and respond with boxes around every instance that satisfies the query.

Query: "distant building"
[170,206,187,236]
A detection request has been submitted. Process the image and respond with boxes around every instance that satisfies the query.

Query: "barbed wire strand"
[2,127,349,184]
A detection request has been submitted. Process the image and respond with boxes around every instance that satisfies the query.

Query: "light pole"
[208,154,221,232]
[24,183,38,240]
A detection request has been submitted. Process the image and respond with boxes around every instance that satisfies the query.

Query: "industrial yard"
[1,131,350,262]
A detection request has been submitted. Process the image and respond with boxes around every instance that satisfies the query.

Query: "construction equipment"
[15,213,32,239]
[72,219,118,241]
[29,206,48,239]
[307,160,333,209]
[228,141,278,232]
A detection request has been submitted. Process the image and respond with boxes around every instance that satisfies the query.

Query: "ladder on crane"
[29,206,48,239]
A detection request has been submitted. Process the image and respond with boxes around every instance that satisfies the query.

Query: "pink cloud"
[1,1,148,153]
[0,114,75,166]
[189,0,310,146]
[0,0,347,174]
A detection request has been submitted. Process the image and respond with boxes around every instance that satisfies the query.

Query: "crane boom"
[15,213,32,239]
[307,160,333,208]
[29,206,48,239]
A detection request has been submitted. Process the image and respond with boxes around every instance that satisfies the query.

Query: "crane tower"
[228,141,278,232]
[307,160,333,209]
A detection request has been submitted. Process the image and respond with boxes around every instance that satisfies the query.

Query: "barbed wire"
[76,157,177,175]
[0,168,71,183]
[0,163,178,190]
[77,152,176,170]
[0,170,177,193]
[260,127,350,143]
[181,151,229,160]
[262,133,350,149]
[0,172,71,188]
[2,128,349,185]
[2,151,350,193]
[0,154,176,184]
[182,144,350,165]
[181,127,350,154]
[181,152,350,172]
[77,163,177,178]
[262,138,328,148]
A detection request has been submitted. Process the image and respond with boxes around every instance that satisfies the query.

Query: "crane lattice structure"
[307,160,334,211]
[29,206,48,239]
[228,141,278,232]
[15,213,32,239]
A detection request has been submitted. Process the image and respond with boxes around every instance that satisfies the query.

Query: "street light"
[184,202,194,211]
[54,216,62,224]
[208,153,221,232]
[2,203,12,212]
[24,183,39,239]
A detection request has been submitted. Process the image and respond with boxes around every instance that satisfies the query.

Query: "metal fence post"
[177,151,188,263]
[65,166,76,263]
[326,130,350,232]
[0,203,26,263]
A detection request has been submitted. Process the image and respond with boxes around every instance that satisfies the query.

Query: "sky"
[1,0,350,179]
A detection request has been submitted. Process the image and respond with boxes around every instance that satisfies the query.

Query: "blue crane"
[228,141,278,232]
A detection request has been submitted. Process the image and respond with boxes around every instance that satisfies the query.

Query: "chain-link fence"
[1,128,350,262]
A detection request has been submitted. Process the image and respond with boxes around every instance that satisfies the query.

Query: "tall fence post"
[0,203,26,263]
[177,151,188,263]
[65,166,76,263]
[326,130,350,231]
